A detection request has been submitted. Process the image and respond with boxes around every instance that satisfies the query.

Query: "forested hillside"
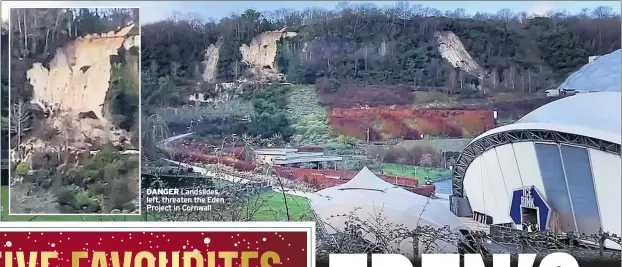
[138,3,620,144]
[141,3,621,98]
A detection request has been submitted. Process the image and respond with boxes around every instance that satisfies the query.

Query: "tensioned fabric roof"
[466,92,621,146]
[311,167,463,229]
[310,167,465,255]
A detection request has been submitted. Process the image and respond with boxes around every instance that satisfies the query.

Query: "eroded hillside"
[22,24,140,158]
[200,28,298,84]
[435,31,486,81]
[143,7,619,94]
[8,8,141,215]
[139,7,620,145]
[28,24,138,122]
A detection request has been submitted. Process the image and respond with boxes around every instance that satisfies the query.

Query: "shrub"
[315,78,340,94]
[14,162,31,176]
[233,160,256,172]
[383,145,441,167]
[105,177,138,212]
[317,83,415,108]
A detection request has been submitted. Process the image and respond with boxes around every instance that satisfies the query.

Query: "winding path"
[159,133,314,198]
[157,133,488,230]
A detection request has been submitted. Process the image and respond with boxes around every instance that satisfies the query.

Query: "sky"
[1,1,621,23]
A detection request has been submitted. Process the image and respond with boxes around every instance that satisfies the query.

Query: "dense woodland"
[141,3,620,92]
[140,3,620,141]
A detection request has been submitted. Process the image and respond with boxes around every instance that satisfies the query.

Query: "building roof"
[310,167,465,255]
[468,92,621,146]
[517,92,621,137]
[558,49,621,92]
[338,166,397,190]
[273,156,343,165]
[254,148,298,155]
[311,167,464,231]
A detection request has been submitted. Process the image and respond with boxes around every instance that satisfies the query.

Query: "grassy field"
[1,186,311,222]
[382,163,451,183]
[250,191,312,221]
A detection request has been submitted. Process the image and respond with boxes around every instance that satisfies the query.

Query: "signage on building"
[510,186,551,231]
[520,187,535,208]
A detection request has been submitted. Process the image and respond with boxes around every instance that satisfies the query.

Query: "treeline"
[140,3,620,95]
[9,8,138,60]
[1,22,8,127]
[155,83,294,142]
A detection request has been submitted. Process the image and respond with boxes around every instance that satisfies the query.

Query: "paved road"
[160,134,314,198]
[161,132,194,148]
[160,133,452,203]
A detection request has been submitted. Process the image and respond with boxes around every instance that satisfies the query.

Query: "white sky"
[1,1,620,23]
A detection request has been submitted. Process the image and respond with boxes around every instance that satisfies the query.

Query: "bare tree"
[9,101,32,160]
[418,153,433,177]
[315,205,622,261]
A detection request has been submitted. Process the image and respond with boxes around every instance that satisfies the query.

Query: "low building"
[254,148,342,166]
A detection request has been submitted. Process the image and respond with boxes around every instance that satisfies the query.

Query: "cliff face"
[201,28,480,86]
[20,24,140,161]
[199,29,298,85]
[435,31,486,80]
[202,40,223,83]
[239,29,298,81]
[27,24,138,123]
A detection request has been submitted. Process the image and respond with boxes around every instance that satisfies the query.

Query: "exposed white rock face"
[239,28,297,81]
[123,35,140,50]
[20,24,139,158]
[379,40,388,56]
[199,29,296,87]
[202,40,223,83]
[26,24,139,123]
[435,31,486,79]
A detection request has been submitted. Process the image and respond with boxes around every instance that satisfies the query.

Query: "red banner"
[0,222,315,267]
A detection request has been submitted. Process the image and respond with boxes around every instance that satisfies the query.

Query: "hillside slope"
[141,6,620,96]
[6,8,141,215]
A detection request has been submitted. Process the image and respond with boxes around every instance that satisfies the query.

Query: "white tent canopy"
[310,167,466,257]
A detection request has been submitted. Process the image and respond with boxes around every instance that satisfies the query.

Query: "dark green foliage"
[140,6,619,93]
[141,9,278,81]
[1,24,7,135]
[141,66,181,109]
[241,84,291,114]
[109,55,140,131]
[188,113,293,141]
[185,84,294,140]
[246,113,293,139]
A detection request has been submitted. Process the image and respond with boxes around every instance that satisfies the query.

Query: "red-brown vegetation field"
[177,148,435,196]
[272,166,436,197]
[328,108,495,140]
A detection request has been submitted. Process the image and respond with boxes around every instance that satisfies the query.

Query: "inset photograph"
[7,8,140,215]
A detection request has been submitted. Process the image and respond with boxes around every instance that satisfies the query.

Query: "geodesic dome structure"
[558,49,621,92]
